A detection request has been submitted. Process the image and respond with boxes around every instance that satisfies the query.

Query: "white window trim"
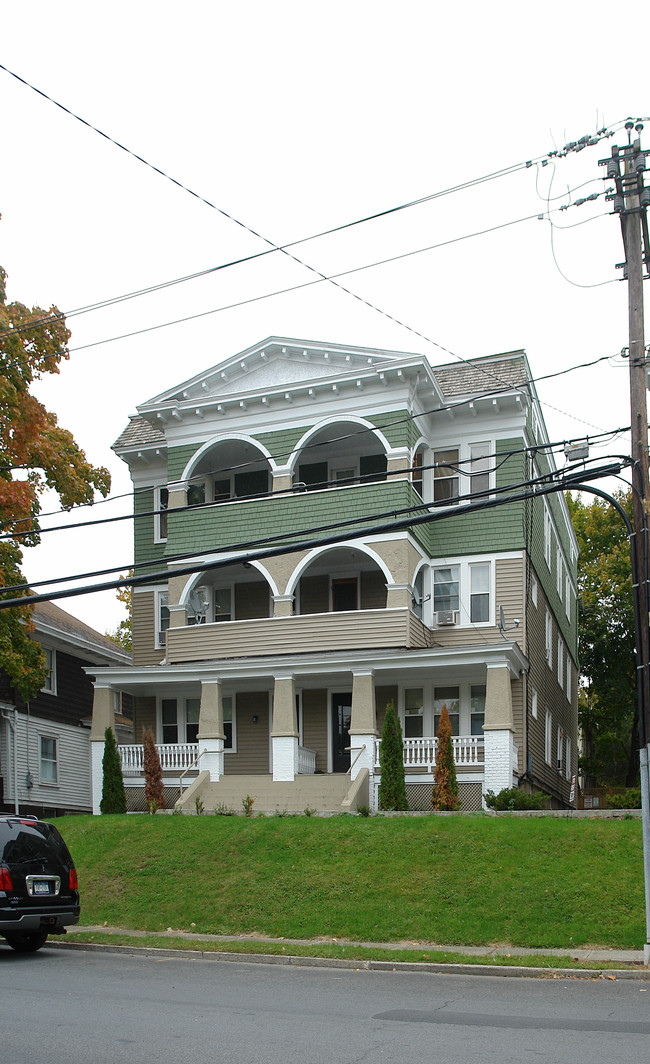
[222,694,237,753]
[566,657,572,702]
[157,696,203,746]
[155,588,170,648]
[545,709,552,765]
[565,573,571,619]
[531,687,538,720]
[544,502,552,569]
[565,736,571,780]
[39,733,59,786]
[41,647,57,695]
[432,440,495,507]
[557,636,564,688]
[545,609,553,668]
[153,485,169,544]
[432,556,495,628]
[556,544,563,598]
[531,575,538,608]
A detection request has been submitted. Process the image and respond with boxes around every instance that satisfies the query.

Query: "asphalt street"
[1,943,649,1064]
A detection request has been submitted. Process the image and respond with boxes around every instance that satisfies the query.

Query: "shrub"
[242,794,255,817]
[432,705,459,811]
[607,788,642,809]
[378,701,408,811]
[484,787,549,811]
[143,728,165,812]
[100,727,126,814]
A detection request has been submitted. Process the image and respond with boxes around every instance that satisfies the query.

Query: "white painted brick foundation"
[483,730,518,803]
[272,735,298,780]
[91,741,105,815]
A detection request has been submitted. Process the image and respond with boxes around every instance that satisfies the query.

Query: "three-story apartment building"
[89,337,578,813]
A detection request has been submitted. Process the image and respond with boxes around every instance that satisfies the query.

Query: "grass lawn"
[54,813,645,950]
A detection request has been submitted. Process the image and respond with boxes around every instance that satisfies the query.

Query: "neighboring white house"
[0,601,131,815]
[88,337,578,814]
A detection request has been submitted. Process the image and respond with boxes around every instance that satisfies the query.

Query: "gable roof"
[31,600,132,667]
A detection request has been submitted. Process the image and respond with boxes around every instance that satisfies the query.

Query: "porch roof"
[86,640,527,696]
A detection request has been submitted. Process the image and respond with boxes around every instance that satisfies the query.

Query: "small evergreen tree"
[378,700,408,811]
[432,705,459,811]
[100,727,126,814]
[143,728,166,812]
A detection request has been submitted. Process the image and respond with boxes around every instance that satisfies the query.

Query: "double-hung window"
[42,648,56,694]
[545,709,552,764]
[545,609,553,668]
[157,590,170,647]
[557,636,564,688]
[544,502,552,569]
[434,687,460,736]
[469,442,491,495]
[404,688,424,738]
[155,486,169,542]
[433,449,460,504]
[469,563,490,622]
[160,698,201,745]
[433,566,459,613]
[470,684,486,735]
[40,736,58,784]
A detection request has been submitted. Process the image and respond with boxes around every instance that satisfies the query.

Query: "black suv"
[0,815,80,952]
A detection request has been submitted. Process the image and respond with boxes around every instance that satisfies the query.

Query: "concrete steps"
[179,773,365,814]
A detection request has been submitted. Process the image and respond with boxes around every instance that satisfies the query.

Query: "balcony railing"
[373,735,484,770]
[120,743,199,776]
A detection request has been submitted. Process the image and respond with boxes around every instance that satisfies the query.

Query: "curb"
[47,939,650,981]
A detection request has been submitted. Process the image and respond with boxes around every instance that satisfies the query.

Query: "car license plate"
[33,881,50,895]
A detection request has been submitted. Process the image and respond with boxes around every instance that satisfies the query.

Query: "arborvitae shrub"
[100,727,126,814]
[378,700,408,811]
[432,705,459,811]
[143,727,165,812]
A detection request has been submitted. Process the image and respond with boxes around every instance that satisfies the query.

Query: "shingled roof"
[112,415,166,452]
[31,600,131,665]
[432,352,529,396]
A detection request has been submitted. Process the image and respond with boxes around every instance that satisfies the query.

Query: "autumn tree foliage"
[143,727,165,812]
[378,700,408,811]
[100,727,126,814]
[106,576,133,651]
[0,259,110,698]
[432,705,459,811]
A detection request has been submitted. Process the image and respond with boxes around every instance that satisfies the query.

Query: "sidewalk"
[68,925,645,967]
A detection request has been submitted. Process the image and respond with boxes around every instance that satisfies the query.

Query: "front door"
[331,692,352,773]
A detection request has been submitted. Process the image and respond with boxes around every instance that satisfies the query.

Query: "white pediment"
[142,337,408,408]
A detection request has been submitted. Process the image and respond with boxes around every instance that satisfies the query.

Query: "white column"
[482,662,518,803]
[89,685,116,815]
[349,670,377,781]
[271,674,298,781]
[198,681,225,782]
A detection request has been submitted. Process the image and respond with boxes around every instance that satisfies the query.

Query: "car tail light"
[69,868,78,891]
[0,865,13,891]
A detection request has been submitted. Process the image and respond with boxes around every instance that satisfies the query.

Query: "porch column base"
[91,741,105,815]
[348,733,375,782]
[199,738,225,782]
[482,730,518,803]
[272,735,298,781]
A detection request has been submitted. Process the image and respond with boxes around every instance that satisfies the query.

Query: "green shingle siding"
[134,487,167,573]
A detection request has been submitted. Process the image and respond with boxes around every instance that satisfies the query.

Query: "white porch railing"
[373,735,484,770]
[297,746,317,774]
[120,743,199,775]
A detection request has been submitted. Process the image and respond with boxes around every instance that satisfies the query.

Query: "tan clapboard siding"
[300,574,329,614]
[360,570,387,609]
[302,689,328,772]
[167,608,418,662]
[133,591,165,666]
[235,580,271,620]
[226,692,269,775]
[495,556,526,649]
[134,697,156,743]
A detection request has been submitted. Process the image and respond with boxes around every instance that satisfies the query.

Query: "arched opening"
[185,438,272,506]
[294,547,388,615]
[182,562,273,624]
[292,420,387,491]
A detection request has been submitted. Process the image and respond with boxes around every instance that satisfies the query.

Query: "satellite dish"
[188,588,209,622]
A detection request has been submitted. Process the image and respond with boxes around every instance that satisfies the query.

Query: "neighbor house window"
[469,563,490,623]
[470,684,486,735]
[40,736,58,784]
[434,687,459,736]
[433,566,459,613]
[433,449,460,504]
[404,688,424,738]
[41,648,56,694]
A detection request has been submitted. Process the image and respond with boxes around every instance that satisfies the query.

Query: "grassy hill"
[54,813,645,951]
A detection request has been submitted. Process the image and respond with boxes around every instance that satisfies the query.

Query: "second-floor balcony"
[165,606,433,663]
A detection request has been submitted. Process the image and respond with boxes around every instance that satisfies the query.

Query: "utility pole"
[601,119,650,964]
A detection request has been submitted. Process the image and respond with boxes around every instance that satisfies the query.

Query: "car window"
[0,821,73,865]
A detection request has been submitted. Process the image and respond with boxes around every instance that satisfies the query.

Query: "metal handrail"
[177,747,206,797]
[345,744,367,778]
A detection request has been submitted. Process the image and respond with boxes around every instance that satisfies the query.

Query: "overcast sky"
[1,1,648,636]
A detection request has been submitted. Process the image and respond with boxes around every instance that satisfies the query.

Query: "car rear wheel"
[4,931,49,953]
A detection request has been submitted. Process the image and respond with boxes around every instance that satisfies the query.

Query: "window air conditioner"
[436,610,459,626]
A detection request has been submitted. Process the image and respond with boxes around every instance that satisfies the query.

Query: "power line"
[0,459,625,610]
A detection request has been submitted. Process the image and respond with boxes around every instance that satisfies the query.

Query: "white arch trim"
[287,416,393,474]
[178,559,280,602]
[181,432,277,483]
[285,540,393,597]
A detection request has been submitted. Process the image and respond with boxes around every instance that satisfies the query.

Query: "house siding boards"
[98,336,578,811]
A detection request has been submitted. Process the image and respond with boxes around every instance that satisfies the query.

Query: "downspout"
[1,708,19,814]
